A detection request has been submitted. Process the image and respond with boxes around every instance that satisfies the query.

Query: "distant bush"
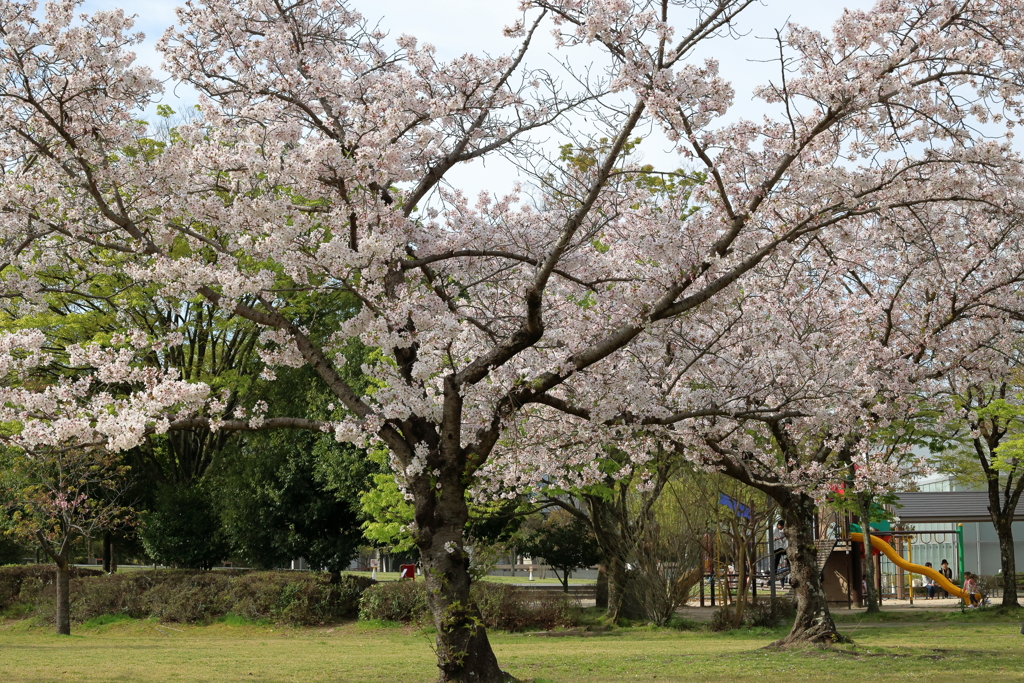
[473,583,580,631]
[974,574,1000,603]
[745,598,796,628]
[472,582,532,631]
[227,572,373,625]
[708,598,796,631]
[708,604,738,631]
[357,581,580,632]
[0,565,374,626]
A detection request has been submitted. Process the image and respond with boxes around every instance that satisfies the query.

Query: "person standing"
[772,521,787,587]
[939,559,953,599]
[963,572,980,607]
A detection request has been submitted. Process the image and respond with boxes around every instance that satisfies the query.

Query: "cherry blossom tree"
[1,444,133,635]
[6,0,1024,678]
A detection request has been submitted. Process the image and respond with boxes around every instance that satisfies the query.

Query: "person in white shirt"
[923,562,937,599]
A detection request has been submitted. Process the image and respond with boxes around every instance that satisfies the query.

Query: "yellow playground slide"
[849,532,981,604]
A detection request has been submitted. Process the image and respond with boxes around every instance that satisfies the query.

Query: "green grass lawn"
[2,613,1023,683]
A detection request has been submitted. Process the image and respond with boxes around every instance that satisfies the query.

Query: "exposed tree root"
[766,628,852,649]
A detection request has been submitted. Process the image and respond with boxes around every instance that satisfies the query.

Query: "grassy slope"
[2,614,1023,683]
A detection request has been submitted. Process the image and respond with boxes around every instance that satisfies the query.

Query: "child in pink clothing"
[963,573,980,607]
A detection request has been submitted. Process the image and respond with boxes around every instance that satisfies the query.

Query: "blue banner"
[718,493,751,519]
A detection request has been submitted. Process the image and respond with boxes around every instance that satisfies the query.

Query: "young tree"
[520,509,601,593]
[932,379,1024,607]
[7,1,1024,678]
[0,446,133,635]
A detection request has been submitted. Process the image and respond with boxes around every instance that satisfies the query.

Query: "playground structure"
[698,506,984,609]
[849,532,981,604]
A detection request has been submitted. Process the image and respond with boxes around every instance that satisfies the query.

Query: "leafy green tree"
[217,420,377,573]
[931,382,1024,607]
[360,461,530,576]
[359,449,417,555]
[140,484,229,570]
[520,510,600,593]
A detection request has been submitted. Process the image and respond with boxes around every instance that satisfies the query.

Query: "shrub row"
[2,565,581,631]
[0,565,374,626]
[358,581,580,632]
[0,565,103,614]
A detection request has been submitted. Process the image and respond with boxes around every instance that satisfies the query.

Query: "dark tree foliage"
[466,501,526,547]
[139,485,230,570]
[0,535,26,565]
[521,510,601,592]
[217,430,377,573]
[214,351,381,573]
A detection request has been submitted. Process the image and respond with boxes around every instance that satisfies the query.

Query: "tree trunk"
[731,541,747,629]
[604,552,630,621]
[102,532,113,574]
[585,495,638,621]
[55,556,71,636]
[857,494,880,613]
[994,516,1019,607]
[414,483,507,683]
[771,496,846,647]
[595,565,608,609]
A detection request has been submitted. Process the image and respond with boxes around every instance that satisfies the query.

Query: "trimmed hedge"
[358,580,580,631]
[357,577,429,622]
[0,564,103,615]
[0,565,375,626]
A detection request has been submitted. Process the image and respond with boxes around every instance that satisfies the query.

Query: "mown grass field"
[2,610,1023,683]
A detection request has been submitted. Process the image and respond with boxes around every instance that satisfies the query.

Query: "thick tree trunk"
[994,517,1019,607]
[605,553,630,621]
[55,557,71,636]
[771,496,846,647]
[595,565,609,609]
[585,495,639,621]
[414,485,507,683]
[857,494,880,613]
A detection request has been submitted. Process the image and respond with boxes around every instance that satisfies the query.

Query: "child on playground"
[963,572,980,607]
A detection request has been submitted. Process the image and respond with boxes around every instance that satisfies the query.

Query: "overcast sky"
[75,0,878,194]
[79,0,875,109]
